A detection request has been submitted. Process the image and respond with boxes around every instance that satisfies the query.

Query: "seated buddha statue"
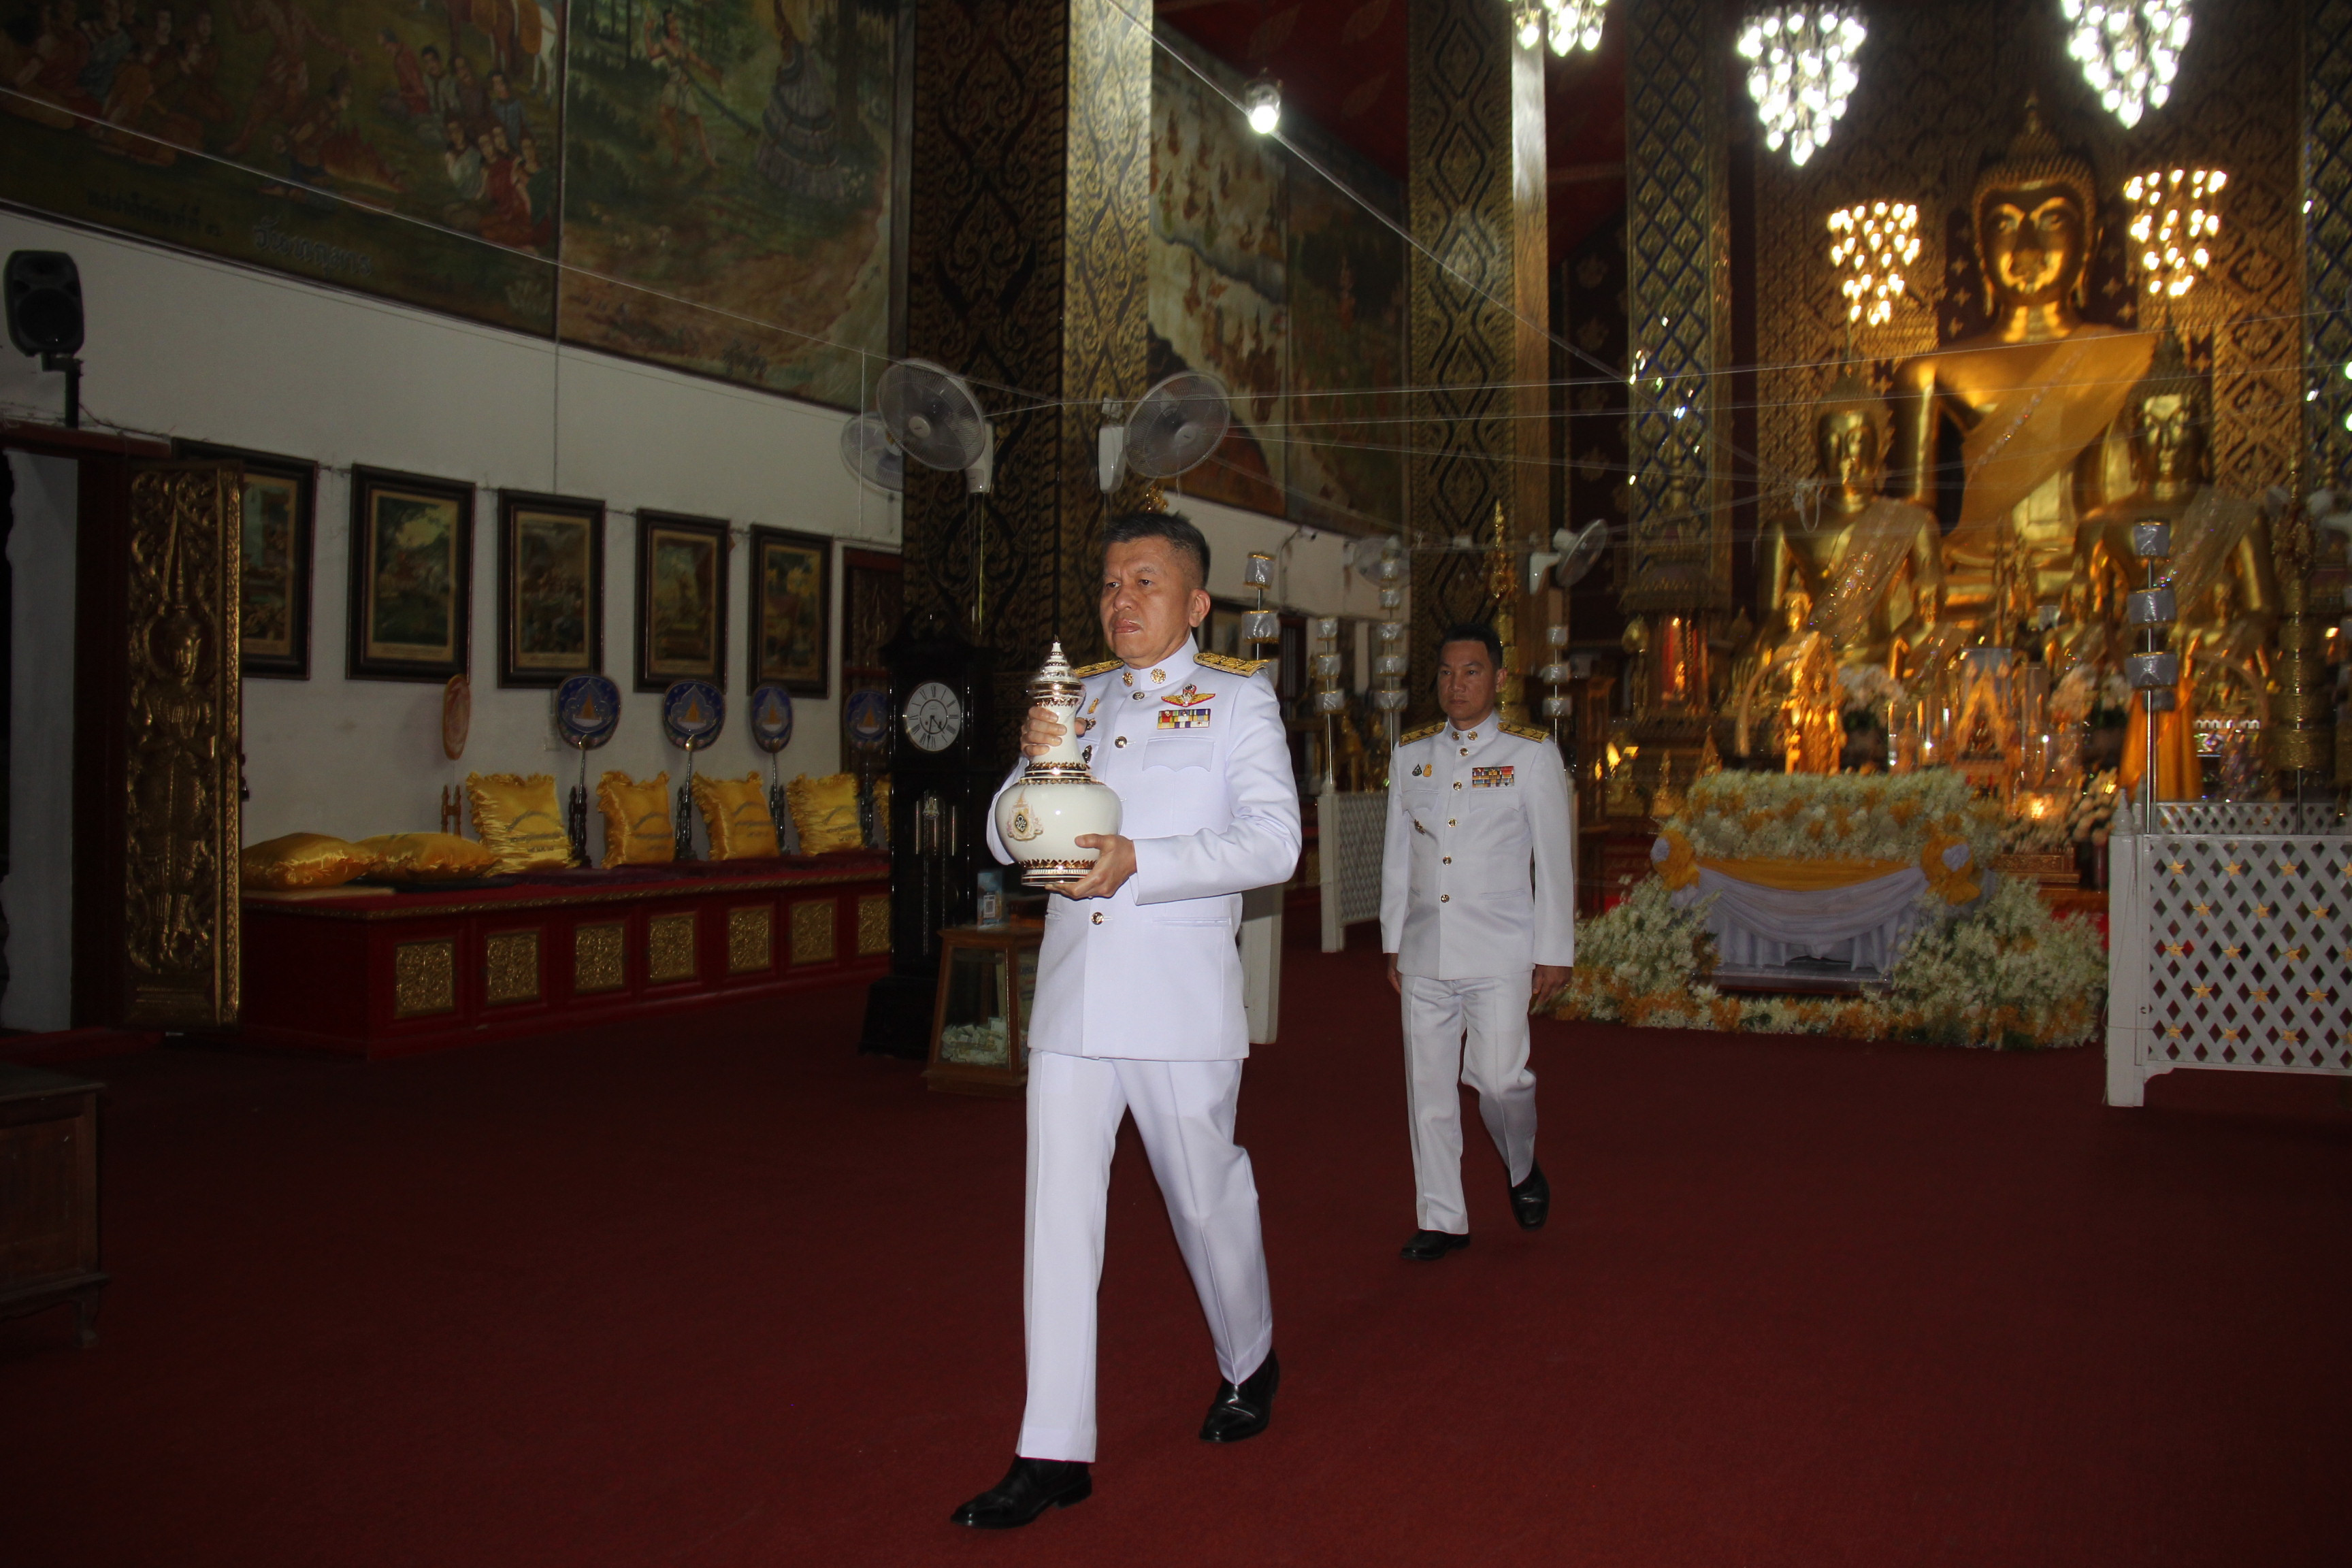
[1887,99,2156,644]
[1731,589,1842,772]
[1766,370,1944,670]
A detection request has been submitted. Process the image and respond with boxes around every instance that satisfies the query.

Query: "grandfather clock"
[858,612,998,1058]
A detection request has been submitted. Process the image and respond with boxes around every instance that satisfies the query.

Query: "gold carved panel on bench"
[648,911,698,983]
[789,899,836,966]
[484,929,540,1005]
[728,905,774,974]
[574,922,626,994]
[393,939,457,1017]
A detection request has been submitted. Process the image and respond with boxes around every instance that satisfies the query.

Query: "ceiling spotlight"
[1243,76,1281,135]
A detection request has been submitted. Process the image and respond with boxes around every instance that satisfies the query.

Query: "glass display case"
[923,923,1042,1096]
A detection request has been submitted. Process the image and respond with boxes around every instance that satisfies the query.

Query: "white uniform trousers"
[1401,972,1539,1235]
[1019,1051,1274,1464]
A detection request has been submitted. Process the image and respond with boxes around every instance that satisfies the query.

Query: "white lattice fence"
[1319,790,1388,953]
[2106,802,2352,1106]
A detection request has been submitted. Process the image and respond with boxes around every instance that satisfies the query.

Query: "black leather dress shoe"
[1510,1160,1551,1230]
[1400,1228,1471,1261]
[950,1456,1092,1529]
[1199,1348,1280,1442]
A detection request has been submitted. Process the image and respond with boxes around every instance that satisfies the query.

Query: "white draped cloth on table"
[1656,835,1980,973]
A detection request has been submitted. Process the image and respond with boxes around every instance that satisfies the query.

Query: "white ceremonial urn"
[994,642,1123,888]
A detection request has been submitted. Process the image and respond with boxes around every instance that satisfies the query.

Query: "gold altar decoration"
[357,832,498,884]
[786,773,864,855]
[1653,827,1980,906]
[692,773,782,861]
[464,773,578,875]
[2125,167,2223,308]
[574,923,626,993]
[238,833,377,892]
[2266,501,2338,780]
[790,900,838,965]
[727,906,774,975]
[596,772,676,868]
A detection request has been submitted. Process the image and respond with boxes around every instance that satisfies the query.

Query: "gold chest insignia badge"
[1157,682,1214,730]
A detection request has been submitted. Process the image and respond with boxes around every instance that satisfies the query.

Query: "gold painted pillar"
[1405,0,1550,720]
[1620,0,1731,747]
[2309,0,2352,491]
[900,0,1153,722]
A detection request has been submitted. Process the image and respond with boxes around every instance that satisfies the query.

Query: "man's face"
[1099,537,1208,666]
[423,50,442,77]
[454,56,474,83]
[1979,184,2088,309]
[1436,640,1505,727]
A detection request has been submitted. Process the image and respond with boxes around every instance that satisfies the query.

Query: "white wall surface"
[5,453,77,1031]
[0,212,1390,866]
[0,210,903,853]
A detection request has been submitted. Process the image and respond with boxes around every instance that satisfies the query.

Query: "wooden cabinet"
[0,1065,105,1348]
[924,923,1043,1097]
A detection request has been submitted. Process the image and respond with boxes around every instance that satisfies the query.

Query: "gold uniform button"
[1449,818,1457,826]
[1452,781,1463,790]
[1443,856,1452,864]
[1152,668,1166,683]
[1091,911,1104,924]
[1460,748,1469,756]
[1115,736,1128,747]
[1440,894,1450,902]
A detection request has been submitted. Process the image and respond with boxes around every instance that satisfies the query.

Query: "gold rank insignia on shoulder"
[1071,659,1121,678]
[1195,651,1271,675]
[1500,721,1551,742]
[1398,721,1444,745]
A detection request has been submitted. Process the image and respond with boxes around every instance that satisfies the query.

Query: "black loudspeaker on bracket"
[5,250,86,430]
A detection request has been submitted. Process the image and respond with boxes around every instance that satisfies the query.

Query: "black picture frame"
[747,525,832,699]
[346,466,474,682]
[634,511,731,693]
[496,491,606,688]
[176,440,316,680]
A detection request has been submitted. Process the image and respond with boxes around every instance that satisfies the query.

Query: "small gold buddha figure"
[1888,99,2157,642]
[1731,589,1842,772]
[1765,371,1945,671]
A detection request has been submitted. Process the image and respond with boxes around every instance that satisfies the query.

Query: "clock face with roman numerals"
[902,680,964,753]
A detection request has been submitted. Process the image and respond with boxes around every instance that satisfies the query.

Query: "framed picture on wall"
[177,442,316,680]
[347,467,474,681]
[747,525,831,698]
[635,512,730,691]
[496,491,605,687]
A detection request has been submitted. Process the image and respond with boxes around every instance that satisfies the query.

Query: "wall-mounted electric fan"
[878,358,994,493]
[1097,370,1232,493]
[1550,520,1610,589]
[839,412,906,495]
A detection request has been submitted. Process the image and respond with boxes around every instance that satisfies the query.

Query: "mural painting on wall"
[1146,28,1403,531]
[559,0,896,407]
[0,0,563,329]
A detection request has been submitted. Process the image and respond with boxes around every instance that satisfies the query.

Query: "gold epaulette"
[1194,650,1272,676]
[1398,721,1443,745]
[1071,659,1121,677]
[1501,721,1552,742]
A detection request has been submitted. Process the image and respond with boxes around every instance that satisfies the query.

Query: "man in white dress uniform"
[1380,623,1575,1261]
[952,512,1301,1531]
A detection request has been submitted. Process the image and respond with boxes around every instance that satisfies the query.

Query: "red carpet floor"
[5,932,2349,1567]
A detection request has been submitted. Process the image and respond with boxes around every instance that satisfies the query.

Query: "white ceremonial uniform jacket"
[987,643,1301,1062]
[1379,715,1576,981]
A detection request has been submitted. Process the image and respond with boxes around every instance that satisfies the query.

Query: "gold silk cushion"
[596,771,674,868]
[464,772,577,874]
[240,832,378,890]
[357,832,500,884]
[692,772,781,861]
[786,772,864,855]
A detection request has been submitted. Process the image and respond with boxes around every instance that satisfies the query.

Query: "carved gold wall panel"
[393,940,456,1018]
[2310,0,2352,487]
[790,899,838,966]
[727,904,774,975]
[574,922,625,994]
[857,894,892,956]
[647,911,698,983]
[902,0,1151,739]
[1622,0,1731,614]
[122,463,240,1027]
[483,930,540,1005]
[1404,0,1550,713]
[1750,0,2302,516]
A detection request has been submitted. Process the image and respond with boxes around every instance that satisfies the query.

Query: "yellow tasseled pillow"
[357,832,500,884]
[786,772,864,855]
[597,771,674,868]
[692,772,781,861]
[464,772,576,874]
[240,832,378,890]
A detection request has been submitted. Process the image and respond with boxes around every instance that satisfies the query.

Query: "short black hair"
[1102,510,1210,587]
[1438,622,1503,666]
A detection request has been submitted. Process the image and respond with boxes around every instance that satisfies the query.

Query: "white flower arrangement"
[1666,770,2002,866]
[1836,664,1903,715]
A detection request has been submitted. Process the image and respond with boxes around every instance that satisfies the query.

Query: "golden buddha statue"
[1888,100,2155,642]
[1731,588,1842,772]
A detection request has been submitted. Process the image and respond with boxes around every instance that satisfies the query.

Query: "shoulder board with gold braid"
[1501,721,1552,742]
[1397,721,1444,745]
[1195,651,1272,676]
[1071,659,1121,677]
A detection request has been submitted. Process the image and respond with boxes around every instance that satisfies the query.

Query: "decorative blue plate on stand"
[749,684,796,753]
[662,681,726,750]
[553,674,623,749]
[845,687,891,751]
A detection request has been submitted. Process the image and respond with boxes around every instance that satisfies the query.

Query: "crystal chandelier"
[2124,167,2223,308]
[1509,0,1605,55]
[2061,1,2191,129]
[1826,201,1921,329]
[1736,7,1866,167]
